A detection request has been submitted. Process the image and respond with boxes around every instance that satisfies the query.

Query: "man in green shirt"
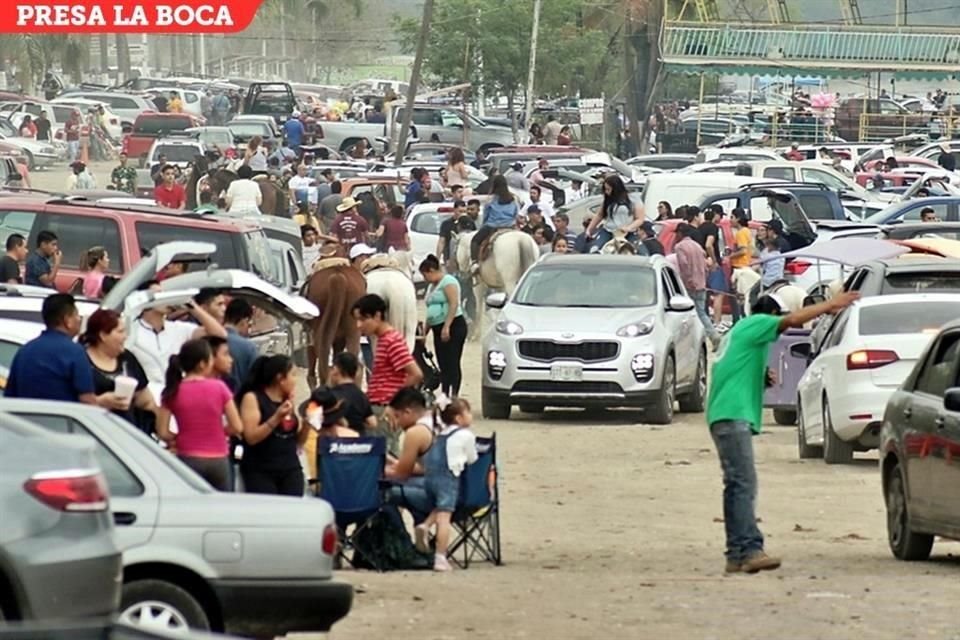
[110,152,138,194]
[707,290,859,574]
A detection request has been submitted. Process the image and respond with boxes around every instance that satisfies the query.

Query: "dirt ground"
[34,164,960,640]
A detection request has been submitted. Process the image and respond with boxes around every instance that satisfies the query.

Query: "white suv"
[481,254,707,424]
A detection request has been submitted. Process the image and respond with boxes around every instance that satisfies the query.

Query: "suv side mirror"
[789,342,812,359]
[667,295,695,312]
[486,292,508,309]
[945,387,960,413]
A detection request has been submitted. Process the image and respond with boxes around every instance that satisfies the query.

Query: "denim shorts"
[706,267,728,292]
[426,472,459,512]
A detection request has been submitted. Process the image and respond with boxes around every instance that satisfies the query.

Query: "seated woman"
[470,175,518,266]
[585,175,643,253]
[383,387,435,524]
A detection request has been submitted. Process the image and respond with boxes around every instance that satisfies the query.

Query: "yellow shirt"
[730,227,753,269]
[168,98,184,113]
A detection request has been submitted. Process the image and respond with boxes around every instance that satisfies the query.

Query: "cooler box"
[763,328,811,424]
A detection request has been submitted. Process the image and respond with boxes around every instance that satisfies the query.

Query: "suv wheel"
[797,401,822,459]
[678,348,706,413]
[482,388,511,420]
[822,398,853,464]
[647,355,675,425]
[120,579,210,632]
[773,409,797,426]
[886,464,933,561]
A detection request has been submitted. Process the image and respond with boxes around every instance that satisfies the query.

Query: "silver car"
[481,254,707,424]
[0,412,122,622]
[1,401,352,637]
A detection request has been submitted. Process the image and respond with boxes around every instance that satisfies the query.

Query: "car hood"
[502,303,656,334]
[156,492,335,529]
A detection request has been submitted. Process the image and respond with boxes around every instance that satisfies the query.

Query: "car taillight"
[784,259,811,275]
[23,469,109,512]
[846,349,899,370]
[321,523,338,556]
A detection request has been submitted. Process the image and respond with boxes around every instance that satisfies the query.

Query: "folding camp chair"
[447,434,502,568]
[318,436,387,571]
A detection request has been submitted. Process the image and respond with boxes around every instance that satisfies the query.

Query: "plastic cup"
[114,375,138,402]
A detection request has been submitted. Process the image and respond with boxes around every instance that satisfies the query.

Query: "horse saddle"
[360,255,401,275]
[479,229,512,262]
[313,257,350,272]
[748,278,789,307]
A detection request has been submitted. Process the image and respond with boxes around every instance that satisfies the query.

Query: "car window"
[51,106,75,122]
[902,203,949,222]
[0,209,38,242]
[244,230,276,281]
[802,169,848,191]
[109,96,138,110]
[37,213,124,274]
[795,193,835,221]
[663,266,685,296]
[882,271,960,294]
[660,271,677,298]
[185,93,199,104]
[820,310,850,350]
[763,168,794,181]
[15,412,145,497]
[860,301,960,335]
[227,122,271,137]
[151,144,200,164]
[915,333,960,397]
[136,222,241,270]
[843,268,867,292]
[411,211,449,235]
[0,339,21,369]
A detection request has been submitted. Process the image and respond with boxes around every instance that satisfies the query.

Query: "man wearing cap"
[764,219,791,253]
[331,197,369,250]
[437,200,473,269]
[349,243,376,270]
[522,206,553,241]
[637,221,663,256]
[785,143,805,162]
[283,111,305,155]
[505,162,530,191]
[707,288,859,574]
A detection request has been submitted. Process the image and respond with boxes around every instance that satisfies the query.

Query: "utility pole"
[523,0,543,133]
[394,0,435,166]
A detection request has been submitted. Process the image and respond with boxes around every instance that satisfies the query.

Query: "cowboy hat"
[336,196,360,213]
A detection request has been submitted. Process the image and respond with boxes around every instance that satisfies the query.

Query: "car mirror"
[789,342,813,359]
[486,292,508,309]
[944,387,960,413]
[668,294,695,312]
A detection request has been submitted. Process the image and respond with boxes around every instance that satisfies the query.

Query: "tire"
[886,464,933,561]
[647,355,676,425]
[119,579,210,632]
[822,398,854,464]
[518,404,545,414]
[678,348,707,413]
[773,409,797,426]
[482,388,511,420]
[797,402,822,459]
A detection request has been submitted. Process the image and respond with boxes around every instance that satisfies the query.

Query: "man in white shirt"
[287,163,317,207]
[564,179,586,205]
[126,281,228,403]
[543,115,563,145]
[521,184,554,225]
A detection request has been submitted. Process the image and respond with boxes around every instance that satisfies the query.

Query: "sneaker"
[724,560,742,573]
[741,551,781,574]
[414,524,429,554]
[433,554,452,572]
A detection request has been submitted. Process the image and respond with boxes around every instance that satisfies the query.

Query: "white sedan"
[796,293,960,464]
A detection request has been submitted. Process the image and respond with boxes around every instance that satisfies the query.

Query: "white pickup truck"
[318,103,515,155]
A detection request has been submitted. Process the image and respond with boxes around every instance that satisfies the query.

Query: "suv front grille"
[512,381,624,395]
[518,340,619,363]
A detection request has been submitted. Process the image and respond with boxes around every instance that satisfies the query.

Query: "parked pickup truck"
[319,103,515,155]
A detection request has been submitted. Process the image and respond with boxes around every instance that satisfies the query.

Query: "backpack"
[351,506,432,571]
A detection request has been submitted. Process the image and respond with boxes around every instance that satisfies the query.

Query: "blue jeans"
[386,477,430,525]
[690,290,720,342]
[710,420,763,563]
[589,228,636,253]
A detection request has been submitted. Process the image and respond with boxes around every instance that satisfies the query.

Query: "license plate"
[550,364,583,382]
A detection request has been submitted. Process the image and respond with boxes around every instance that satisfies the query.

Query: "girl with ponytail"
[79,245,109,298]
[156,338,243,491]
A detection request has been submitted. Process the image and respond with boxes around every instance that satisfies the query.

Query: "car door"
[799,310,850,445]
[11,411,159,548]
[904,331,960,523]
[661,267,695,385]
[100,240,217,312]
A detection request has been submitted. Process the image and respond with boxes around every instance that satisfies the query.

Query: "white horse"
[454,229,539,328]
[363,257,418,351]
[730,267,807,315]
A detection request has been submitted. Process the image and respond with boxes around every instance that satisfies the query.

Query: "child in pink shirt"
[157,339,243,490]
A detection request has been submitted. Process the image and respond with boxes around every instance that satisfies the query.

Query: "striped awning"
[662,21,960,79]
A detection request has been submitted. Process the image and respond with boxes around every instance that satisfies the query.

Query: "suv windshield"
[882,271,960,293]
[515,264,657,308]
[229,122,272,138]
[152,144,199,163]
[860,301,960,335]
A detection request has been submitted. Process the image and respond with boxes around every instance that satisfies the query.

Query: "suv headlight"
[617,315,655,338]
[495,319,524,336]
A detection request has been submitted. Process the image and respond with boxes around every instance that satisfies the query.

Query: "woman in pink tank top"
[156,339,243,491]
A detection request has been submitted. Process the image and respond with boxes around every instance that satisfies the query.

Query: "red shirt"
[154,182,186,209]
[367,329,415,405]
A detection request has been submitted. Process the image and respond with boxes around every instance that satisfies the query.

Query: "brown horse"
[186,156,288,216]
[301,242,367,386]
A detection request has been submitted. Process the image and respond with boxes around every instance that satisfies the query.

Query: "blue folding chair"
[447,434,502,568]
[318,436,387,570]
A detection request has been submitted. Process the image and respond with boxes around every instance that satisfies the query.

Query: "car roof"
[869,256,960,269]
[854,292,960,308]
[536,253,662,268]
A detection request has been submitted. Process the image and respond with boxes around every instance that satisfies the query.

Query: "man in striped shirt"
[352,294,423,454]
